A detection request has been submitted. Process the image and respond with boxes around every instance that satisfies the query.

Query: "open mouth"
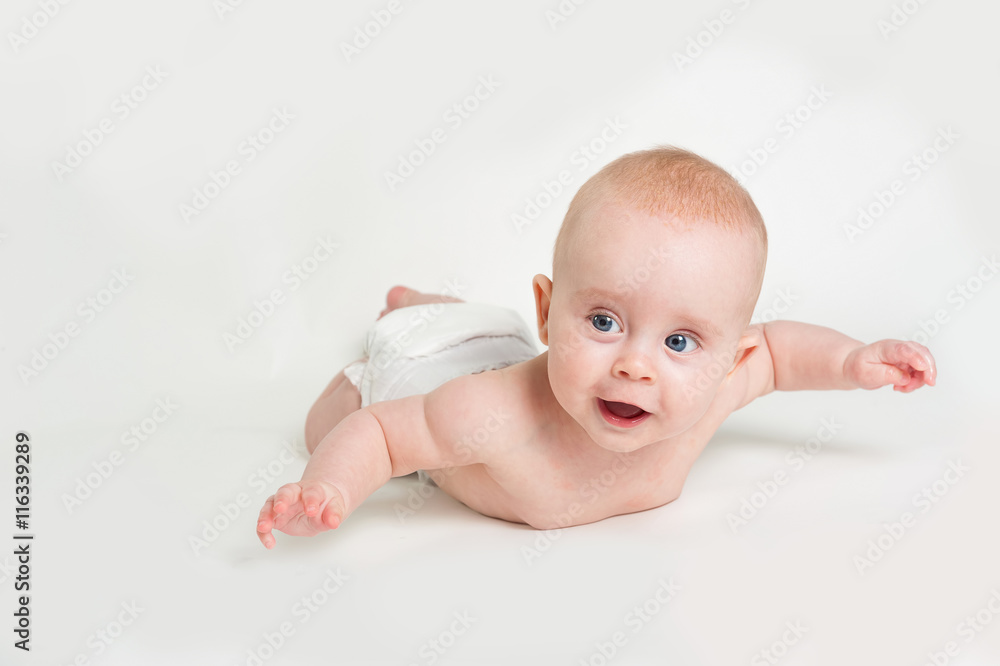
[597,398,651,428]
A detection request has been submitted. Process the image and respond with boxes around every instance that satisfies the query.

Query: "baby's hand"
[844,340,937,393]
[256,480,346,549]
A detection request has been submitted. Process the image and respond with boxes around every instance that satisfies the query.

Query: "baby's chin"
[591,439,649,454]
[587,418,699,454]
[586,427,667,454]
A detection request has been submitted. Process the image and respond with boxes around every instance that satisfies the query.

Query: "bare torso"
[421,353,743,529]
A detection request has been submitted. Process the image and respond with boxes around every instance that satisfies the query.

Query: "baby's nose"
[612,350,656,382]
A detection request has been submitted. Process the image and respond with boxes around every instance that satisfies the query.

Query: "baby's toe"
[384,285,413,311]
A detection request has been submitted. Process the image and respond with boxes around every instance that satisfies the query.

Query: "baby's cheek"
[552,333,586,376]
[558,364,586,401]
[673,367,718,411]
[551,326,586,364]
[546,354,577,402]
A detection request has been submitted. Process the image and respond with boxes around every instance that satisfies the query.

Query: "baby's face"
[538,201,761,453]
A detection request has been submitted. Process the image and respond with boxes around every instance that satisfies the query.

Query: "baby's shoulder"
[422,361,539,450]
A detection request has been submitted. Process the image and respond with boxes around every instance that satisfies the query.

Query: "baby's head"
[531,146,768,452]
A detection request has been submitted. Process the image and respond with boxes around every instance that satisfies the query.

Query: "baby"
[256,146,937,548]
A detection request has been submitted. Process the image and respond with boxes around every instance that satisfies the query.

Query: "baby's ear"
[531,274,553,346]
[727,325,763,377]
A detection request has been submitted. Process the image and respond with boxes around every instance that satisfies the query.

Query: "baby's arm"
[256,371,507,549]
[736,321,937,408]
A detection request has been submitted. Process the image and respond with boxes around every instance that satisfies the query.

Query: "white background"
[1,0,999,664]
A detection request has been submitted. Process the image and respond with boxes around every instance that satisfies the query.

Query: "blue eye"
[666,334,699,353]
[591,314,620,333]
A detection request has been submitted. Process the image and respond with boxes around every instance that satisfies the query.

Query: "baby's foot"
[377,286,464,319]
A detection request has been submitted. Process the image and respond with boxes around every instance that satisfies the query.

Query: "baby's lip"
[597,398,652,428]
[602,398,647,415]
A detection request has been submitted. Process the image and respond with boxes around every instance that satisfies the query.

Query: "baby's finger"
[913,346,937,386]
[257,496,277,549]
[320,492,345,530]
[892,370,921,392]
[257,495,276,522]
[273,484,302,514]
[886,370,908,390]
[892,342,937,386]
[301,482,328,517]
[893,354,936,392]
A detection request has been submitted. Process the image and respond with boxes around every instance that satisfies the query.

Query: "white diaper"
[342,302,538,408]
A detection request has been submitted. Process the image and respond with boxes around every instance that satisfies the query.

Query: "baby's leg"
[377,284,464,319]
[305,366,363,454]
[304,286,467,454]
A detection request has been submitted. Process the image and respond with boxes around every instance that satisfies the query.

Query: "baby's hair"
[552,145,768,282]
